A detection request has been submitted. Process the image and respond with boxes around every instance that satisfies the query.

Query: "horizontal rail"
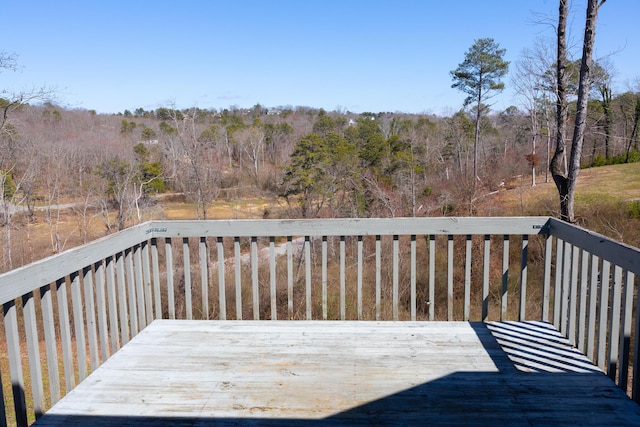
[1,216,640,426]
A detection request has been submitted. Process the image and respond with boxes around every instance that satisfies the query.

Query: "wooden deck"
[35,320,640,426]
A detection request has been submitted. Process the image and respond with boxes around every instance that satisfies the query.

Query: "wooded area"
[1,0,637,274]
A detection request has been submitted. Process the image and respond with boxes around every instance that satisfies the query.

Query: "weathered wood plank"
[35,320,640,427]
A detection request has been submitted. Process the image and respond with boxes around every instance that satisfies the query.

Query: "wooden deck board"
[35,320,640,426]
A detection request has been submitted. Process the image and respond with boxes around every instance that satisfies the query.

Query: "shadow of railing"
[33,322,640,427]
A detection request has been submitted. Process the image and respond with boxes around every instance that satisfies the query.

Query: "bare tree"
[551,0,606,222]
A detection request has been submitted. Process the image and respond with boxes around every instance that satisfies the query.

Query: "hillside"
[489,162,640,247]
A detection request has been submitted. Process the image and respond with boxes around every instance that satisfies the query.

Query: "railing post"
[3,301,28,427]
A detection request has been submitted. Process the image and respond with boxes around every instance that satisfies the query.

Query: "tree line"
[0,0,633,269]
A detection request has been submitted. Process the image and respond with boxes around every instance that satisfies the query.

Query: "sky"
[2,0,638,116]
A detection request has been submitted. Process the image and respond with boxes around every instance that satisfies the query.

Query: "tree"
[551,0,606,222]
[450,38,509,183]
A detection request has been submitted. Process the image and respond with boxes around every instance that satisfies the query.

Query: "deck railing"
[0,216,639,425]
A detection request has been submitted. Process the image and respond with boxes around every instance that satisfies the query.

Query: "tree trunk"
[551,0,570,220]
[553,0,603,222]
[473,95,481,184]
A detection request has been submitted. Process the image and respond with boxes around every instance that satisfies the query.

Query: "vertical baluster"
[519,235,528,322]
[151,238,162,320]
[542,233,552,322]
[39,284,60,405]
[287,236,293,319]
[607,265,623,381]
[3,300,27,427]
[199,237,209,320]
[375,235,382,321]
[22,292,45,419]
[358,235,364,320]
[182,238,192,320]
[94,261,110,361]
[220,236,228,320]
[633,271,640,402]
[464,235,471,321]
[568,243,579,345]
[305,236,311,320]
[0,369,6,427]
[82,266,99,371]
[619,271,635,392]
[340,236,346,320]
[125,247,138,335]
[597,260,611,371]
[560,241,571,336]
[134,244,147,329]
[577,249,590,353]
[586,255,600,363]
[142,241,153,325]
[165,238,175,320]
[501,235,510,321]
[429,235,435,321]
[393,235,400,321]
[70,271,87,381]
[553,238,564,329]
[225,236,232,320]
[107,255,124,350]
[56,277,75,392]
[270,236,277,320]
[411,235,417,321]
[322,236,328,320]
[251,236,259,319]
[482,235,490,322]
[447,235,454,321]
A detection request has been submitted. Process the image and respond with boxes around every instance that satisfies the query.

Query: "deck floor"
[35,320,640,426]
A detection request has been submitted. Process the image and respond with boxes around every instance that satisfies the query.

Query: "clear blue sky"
[3,0,638,115]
